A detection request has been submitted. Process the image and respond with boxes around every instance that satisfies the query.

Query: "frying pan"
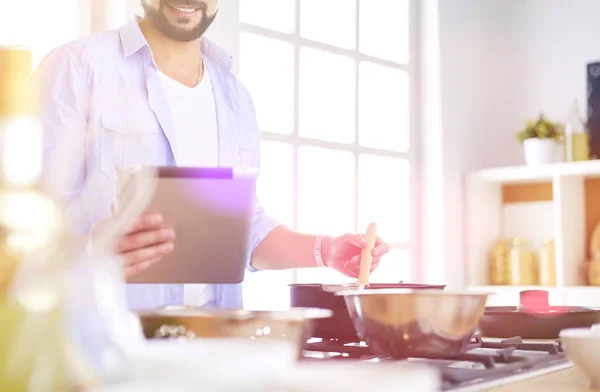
[289,283,446,341]
[478,290,600,339]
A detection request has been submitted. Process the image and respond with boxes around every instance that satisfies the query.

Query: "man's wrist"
[314,235,332,268]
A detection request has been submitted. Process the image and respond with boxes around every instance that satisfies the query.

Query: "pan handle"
[154,325,196,339]
[519,290,550,311]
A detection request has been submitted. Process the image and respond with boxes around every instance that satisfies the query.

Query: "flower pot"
[523,138,557,165]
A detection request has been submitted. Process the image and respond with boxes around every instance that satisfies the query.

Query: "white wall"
[437,0,600,171]
[418,0,509,287]
[420,0,600,287]
[204,0,240,73]
[516,0,600,119]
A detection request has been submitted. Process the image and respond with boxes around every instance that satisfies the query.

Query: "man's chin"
[142,3,216,42]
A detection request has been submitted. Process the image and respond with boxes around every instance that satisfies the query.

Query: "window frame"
[239,0,422,285]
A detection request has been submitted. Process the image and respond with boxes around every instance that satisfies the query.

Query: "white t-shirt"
[158,64,218,307]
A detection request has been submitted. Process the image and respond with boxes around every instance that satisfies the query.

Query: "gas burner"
[301,336,570,391]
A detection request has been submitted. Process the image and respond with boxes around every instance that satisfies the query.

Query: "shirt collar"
[118,18,234,71]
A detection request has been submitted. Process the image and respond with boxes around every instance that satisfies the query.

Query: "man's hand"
[322,234,390,278]
[92,212,175,280]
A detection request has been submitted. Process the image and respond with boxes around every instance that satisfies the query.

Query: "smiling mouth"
[167,4,204,16]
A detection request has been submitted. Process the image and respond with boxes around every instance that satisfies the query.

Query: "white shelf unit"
[465,160,600,306]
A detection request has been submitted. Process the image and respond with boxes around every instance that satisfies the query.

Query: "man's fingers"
[343,260,359,278]
[124,256,162,280]
[116,228,175,253]
[128,213,165,233]
[370,260,380,272]
[351,234,367,248]
[123,242,175,266]
[372,242,389,257]
[350,234,385,249]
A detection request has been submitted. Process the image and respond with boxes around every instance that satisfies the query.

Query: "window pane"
[244,140,294,312]
[240,0,296,34]
[299,48,356,144]
[300,0,357,49]
[359,0,410,63]
[358,154,409,243]
[243,270,293,311]
[0,0,77,67]
[257,141,294,227]
[239,33,295,135]
[358,61,409,152]
[297,147,355,235]
[369,250,411,283]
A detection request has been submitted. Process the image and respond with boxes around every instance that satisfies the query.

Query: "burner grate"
[480,336,562,354]
[302,336,570,391]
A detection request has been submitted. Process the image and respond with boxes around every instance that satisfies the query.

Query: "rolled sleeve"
[247,200,281,272]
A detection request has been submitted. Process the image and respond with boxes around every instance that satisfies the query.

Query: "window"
[240,0,416,309]
[0,0,82,68]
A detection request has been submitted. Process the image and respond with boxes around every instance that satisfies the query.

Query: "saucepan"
[478,290,600,339]
[135,306,332,357]
[335,289,489,358]
[289,283,446,341]
[559,325,600,389]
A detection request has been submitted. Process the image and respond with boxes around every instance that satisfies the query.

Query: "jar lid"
[510,237,531,246]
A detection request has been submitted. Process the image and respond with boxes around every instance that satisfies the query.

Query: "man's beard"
[142,1,217,42]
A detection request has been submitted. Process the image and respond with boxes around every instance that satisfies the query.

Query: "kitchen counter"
[487,366,596,392]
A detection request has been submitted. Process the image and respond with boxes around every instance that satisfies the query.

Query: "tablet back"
[118,166,257,284]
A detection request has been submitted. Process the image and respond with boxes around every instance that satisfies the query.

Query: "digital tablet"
[116,166,258,284]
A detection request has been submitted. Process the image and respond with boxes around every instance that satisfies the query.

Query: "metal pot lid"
[484,305,600,315]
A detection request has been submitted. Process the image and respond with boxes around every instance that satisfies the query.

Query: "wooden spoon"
[357,222,377,287]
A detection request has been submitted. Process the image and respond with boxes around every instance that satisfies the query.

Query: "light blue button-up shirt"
[33,19,281,310]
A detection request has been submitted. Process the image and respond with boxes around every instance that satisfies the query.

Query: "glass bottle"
[537,239,556,286]
[490,238,509,285]
[564,99,590,162]
[506,238,536,286]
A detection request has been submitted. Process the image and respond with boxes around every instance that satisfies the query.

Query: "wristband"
[314,235,327,268]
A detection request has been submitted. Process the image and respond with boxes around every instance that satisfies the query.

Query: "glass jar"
[507,238,536,285]
[490,238,509,285]
[589,252,600,286]
[538,239,556,286]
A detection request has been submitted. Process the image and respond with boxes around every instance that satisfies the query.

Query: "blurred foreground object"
[0,46,97,392]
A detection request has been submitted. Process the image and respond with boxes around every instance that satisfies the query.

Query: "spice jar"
[507,238,536,285]
[589,252,600,286]
[490,238,509,285]
[537,239,556,286]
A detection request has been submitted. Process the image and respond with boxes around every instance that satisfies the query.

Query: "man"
[34,0,390,310]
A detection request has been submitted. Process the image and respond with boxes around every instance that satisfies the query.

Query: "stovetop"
[301,336,572,391]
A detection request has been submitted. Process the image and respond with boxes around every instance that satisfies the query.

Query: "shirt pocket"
[238,146,257,169]
[238,134,260,169]
[99,111,161,181]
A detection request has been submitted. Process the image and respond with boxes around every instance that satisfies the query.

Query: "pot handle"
[154,325,196,339]
[518,290,550,311]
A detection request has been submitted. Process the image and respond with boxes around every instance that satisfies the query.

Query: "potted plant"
[517,114,564,165]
